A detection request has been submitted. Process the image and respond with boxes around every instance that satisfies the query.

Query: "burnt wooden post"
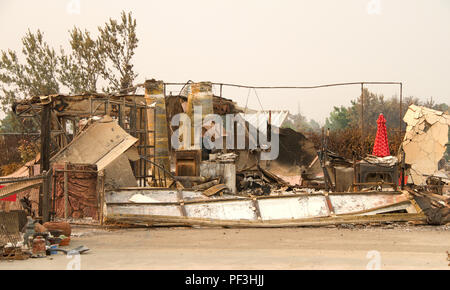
[40,102,51,173]
[64,162,69,218]
[360,82,364,155]
[401,149,406,190]
[96,169,105,225]
[399,82,403,149]
[42,169,52,222]
[40,101,51,220]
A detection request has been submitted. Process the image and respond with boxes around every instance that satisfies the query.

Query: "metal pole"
[401,149,405,190]
[39,101,51,218]
[52,171,57,221]
[360,83,364,155]
[399,82,403,142]
[164,81,403,90]
[42,169,51,223]
[40,102,51,173]
[64,162,68,219]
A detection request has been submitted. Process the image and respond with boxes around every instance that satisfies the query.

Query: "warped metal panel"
[0,179,43,200]
[51,117,138,171]
[104,189,415,224]
[185,200,256,220]
[329,193,409,215]
[353,202,413,216]
[258,195,329,220]
[107,204,181,217]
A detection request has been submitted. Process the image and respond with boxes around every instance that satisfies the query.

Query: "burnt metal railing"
[0,169,53,222]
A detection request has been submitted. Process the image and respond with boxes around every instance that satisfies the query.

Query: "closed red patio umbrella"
[372,113,390,157]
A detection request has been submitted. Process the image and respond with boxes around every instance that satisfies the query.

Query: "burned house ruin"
[0,80,448,228]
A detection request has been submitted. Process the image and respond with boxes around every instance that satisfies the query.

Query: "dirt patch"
[0,225,448,270]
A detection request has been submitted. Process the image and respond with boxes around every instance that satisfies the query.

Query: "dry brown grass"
[306,125,404,159]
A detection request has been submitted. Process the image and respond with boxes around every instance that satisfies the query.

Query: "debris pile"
[407,189,450,225]
[2,81,448,230]
[0,216,89,261]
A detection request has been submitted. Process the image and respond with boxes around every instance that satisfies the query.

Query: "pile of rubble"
[2,79,449,229]
[0,216,89,261]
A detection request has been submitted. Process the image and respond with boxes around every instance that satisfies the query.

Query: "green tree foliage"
[325,106,351,130]
[0,10,138,107]
[60,11,138,94]
[0,111,25,133]
[0,110,39,173]
[308,119,321,132]
[422,97,449,113]
[98,11,139,93]
[348,89,409,131]
[282,113,321,133]
[58,28,105,94]
[0,29,59,110]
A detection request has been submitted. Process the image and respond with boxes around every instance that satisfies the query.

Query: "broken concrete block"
[401,105,450,185]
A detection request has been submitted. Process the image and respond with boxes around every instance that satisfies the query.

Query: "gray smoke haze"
[0,0,449,123]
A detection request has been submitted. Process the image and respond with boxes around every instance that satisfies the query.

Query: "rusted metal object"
[203,184,228,197]
[52,164,99,219]
[43,221,71,237]
[32,236,46,257]
[59,236,70,246]
[0,212,24,258]
[145,79,170,179]
[175,150,201,177]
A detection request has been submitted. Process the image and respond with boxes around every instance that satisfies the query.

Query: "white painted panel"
[329,194,396,214]
[107,205,181,216]
[106,191,410,221]
[181,191,210,201]
[185,200,256,220]
[258,196,329,220]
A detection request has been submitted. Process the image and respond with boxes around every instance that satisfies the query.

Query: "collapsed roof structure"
[0,80,448,228]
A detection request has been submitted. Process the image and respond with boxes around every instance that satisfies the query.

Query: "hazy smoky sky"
[0,0,449,124]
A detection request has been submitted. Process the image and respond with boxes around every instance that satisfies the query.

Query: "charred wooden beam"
[39,101,52,218]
